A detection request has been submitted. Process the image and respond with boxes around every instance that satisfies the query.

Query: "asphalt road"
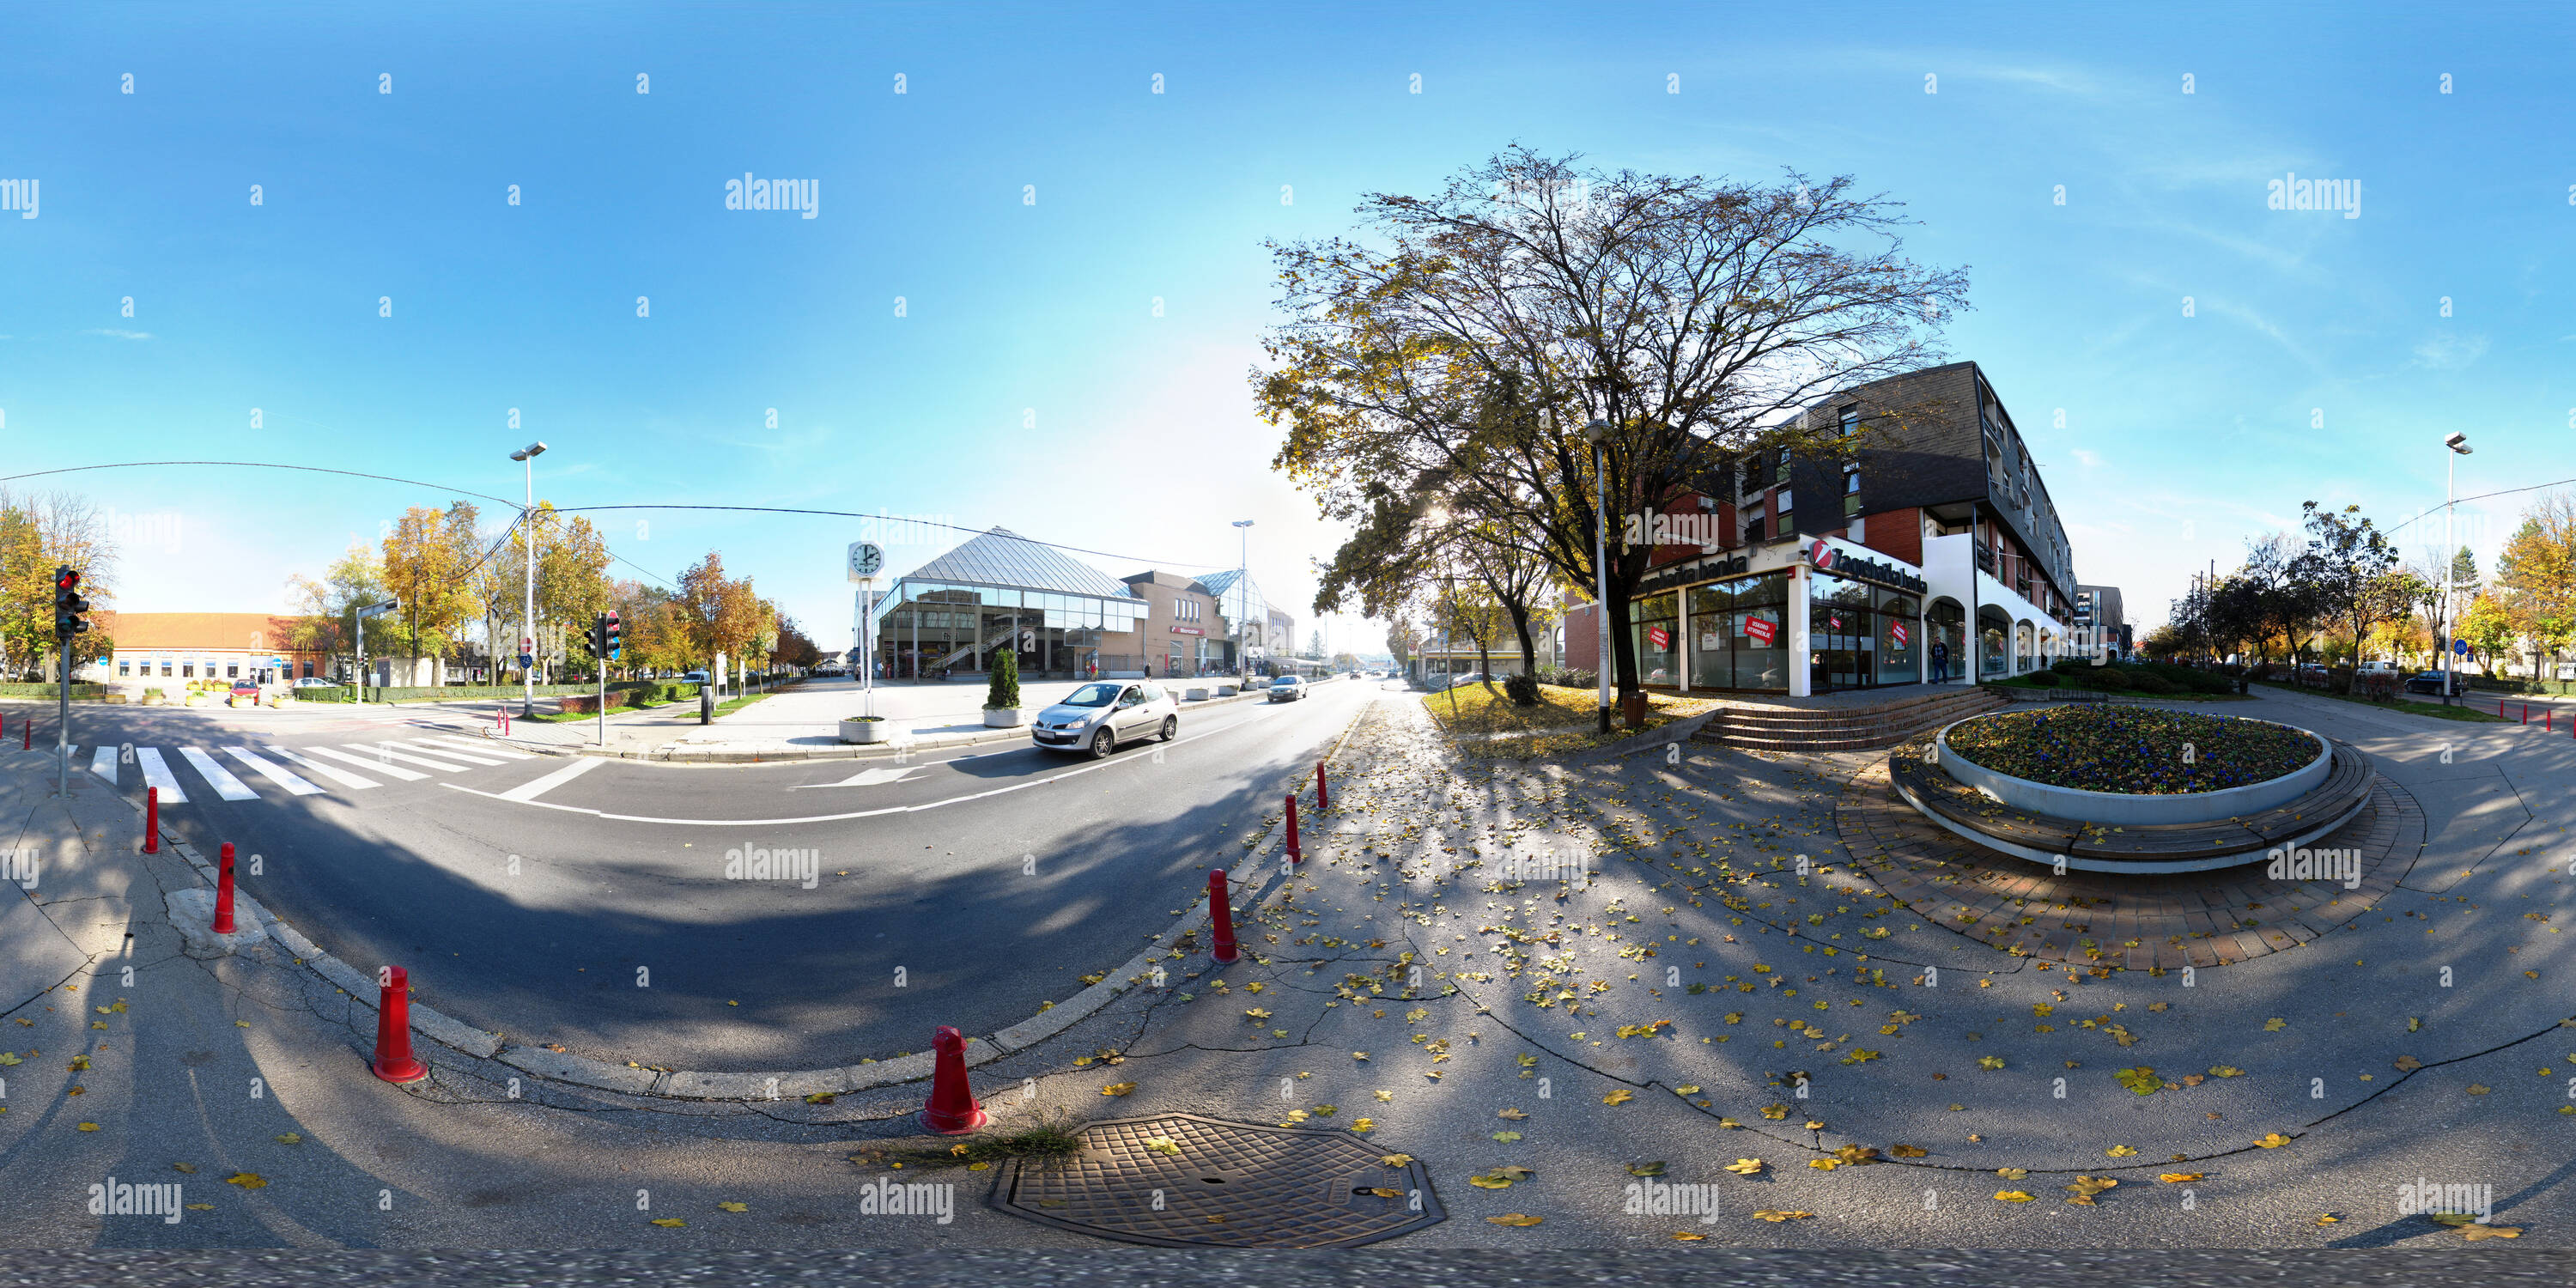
[24,682,1380,1072]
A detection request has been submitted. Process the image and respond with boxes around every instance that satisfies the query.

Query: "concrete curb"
[140,682,1370,1103]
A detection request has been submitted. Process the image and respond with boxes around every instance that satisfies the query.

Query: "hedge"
[0,683,109,699]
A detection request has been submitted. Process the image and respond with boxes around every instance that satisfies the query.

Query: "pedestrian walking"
[1931,640,1950,683]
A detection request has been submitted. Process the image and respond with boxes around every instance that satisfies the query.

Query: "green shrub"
[2051,658,2087,674]
[987,647,1022,710]
[2026,671,2063,688]
[2093,669,2134,690]
[1502,672,1542,705]
[2127,672,2179,696]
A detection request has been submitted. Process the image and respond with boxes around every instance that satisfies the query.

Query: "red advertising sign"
[1648,626,1671,650]
[1744,617,1777,646]
[1891,622,1909,645]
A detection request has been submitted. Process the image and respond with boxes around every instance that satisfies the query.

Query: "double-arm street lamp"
[510,441,548,716]
[2439,432,2472,704]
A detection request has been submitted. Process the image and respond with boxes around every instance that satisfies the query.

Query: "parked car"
[681,670,709,683]
[1268,675,1307,702]
[290,677,337,690]
[227,680,263,707]
[2403,671,2468,696]
[1031,681,1178,757]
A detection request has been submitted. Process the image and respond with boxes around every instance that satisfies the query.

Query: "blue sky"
[4,2,2572,649]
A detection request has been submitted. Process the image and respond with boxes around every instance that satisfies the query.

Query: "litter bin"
[700,686,714,725]
[1621,693,1649,729]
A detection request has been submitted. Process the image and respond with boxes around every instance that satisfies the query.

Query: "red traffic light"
[55,568,79,592]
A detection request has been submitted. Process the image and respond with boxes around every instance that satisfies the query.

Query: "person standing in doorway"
[1931,639,1951,683]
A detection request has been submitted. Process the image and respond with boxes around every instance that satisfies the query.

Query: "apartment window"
[160,660,173,677]
[1775,447,1793,484]
[1838,408,1859,438]
[118,659,131,676]
[182,663,194,677]
[227,663,240,678]
[1843,468,1862,516]
[1744,505,1765,541]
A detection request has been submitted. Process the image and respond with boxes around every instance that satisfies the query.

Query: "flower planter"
[1935,711,2329,826]
[983,707,1025,728]
[839,717,890,744]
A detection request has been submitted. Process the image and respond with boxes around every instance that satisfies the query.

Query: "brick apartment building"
[1564,361,2081,696]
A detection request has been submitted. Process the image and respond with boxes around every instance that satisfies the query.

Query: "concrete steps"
[1692,687,2006,752]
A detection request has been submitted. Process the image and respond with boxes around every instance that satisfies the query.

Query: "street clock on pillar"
[847,541,885,581]
[53,566,91,638]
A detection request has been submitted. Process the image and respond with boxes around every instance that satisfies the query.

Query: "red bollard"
[1315,762,1329,811]
[1207,870,1240,963]
[213,842,238,934]
[920,1025,987,1134]
[143,787,160,854]
[371,965,428,1084]
[500,709,511,737]
[2522,703,2529,724]
[1285,793,1302,864]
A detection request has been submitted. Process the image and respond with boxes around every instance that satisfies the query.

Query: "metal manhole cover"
[991,1113,1444,1248]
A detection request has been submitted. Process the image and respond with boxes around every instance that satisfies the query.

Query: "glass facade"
[1631,592,1679,687]
[1682,574,1789,691]
[1808,572,1920,692]
[874,578,1147,678]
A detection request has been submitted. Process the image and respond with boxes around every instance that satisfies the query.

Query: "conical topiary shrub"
[986,647,1022,710]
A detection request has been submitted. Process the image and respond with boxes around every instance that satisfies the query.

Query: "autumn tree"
[286,542,388,683]
[2289,501,2399,690]
[2495,493,2576,677]
[380,501,486,684]
[1261,147,1969,703]
[677,552,766,671]
[0,489,119,680]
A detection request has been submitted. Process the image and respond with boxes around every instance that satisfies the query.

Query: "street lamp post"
[1233,519,1255,684]
[510,441,548,716]
[1583,418,1613,734]
[2440,432,2472,705]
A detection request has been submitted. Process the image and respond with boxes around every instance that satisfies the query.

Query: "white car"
[1267,675,1308,702]
[1031,681,1179,757]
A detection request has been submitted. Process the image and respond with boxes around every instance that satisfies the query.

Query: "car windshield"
[1060,683,1123,708]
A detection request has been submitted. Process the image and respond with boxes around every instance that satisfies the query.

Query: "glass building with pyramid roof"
[870,527,1153,679]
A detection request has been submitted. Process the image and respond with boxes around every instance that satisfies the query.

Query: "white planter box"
[838,718,890,744]
[984,708,1025,728]
[1185,687,1210,702]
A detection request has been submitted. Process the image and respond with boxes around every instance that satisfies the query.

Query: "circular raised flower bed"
[1935,707,2329,826]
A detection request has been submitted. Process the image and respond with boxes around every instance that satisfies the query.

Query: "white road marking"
[261,744,383,790]
[498,756,604,802]
[134,748,187,803]
[222,746,325,796]
[176,747,260,801]
[787,764,922,790]
[302,745,429,781]
[442,693,1332,826]
[393,738,509,766]
[88,744,116,782]
[421,735,534,760]
[343,743,478,773]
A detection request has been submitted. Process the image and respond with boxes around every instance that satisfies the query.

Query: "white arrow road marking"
[498,756,604,802]
[134,748,188,803]
[222,746,324,796]
[786,764,923,790]
[301,745,428,781]
[88,745,116,783]
[177,748,260,801]
[261,744,382,790]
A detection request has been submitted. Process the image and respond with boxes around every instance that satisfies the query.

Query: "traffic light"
[604,610,622,661]
[52,567,90,638]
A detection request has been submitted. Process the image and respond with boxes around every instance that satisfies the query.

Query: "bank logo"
[0,178,35,219]
[854,1175,955,1224]
[89,1177,184,1224]
[725,173,819,219]
[2266,172,2360,219]
[2265,845,2360,890]
[725,843,819,889]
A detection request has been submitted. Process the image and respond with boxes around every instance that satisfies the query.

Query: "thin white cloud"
[2410,331,2488,369]
[2069,448,2102,467]
[82,328,153,340]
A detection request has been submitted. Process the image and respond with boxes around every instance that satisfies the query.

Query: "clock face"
[848,542,884,579]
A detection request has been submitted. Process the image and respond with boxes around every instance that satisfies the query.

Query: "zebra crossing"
[78,735,550,805]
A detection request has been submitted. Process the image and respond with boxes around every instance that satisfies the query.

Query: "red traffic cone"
[213,842,238,934]
[1207,869,1240,963]
[371,965,428,1084]
[921,1025,987,1134]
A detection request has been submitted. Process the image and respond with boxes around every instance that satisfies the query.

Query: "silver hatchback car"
[1031,680,1179,757]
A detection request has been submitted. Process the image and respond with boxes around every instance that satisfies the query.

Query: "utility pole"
[2440,433,2473,704]
[1584,419,1613,733]
[510,441,548,716]
[1232,519,1255,684]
